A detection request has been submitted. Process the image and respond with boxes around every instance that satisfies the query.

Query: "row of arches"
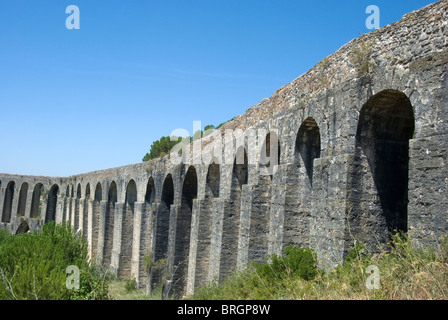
[0,181,58,225]
[0,89,416,295]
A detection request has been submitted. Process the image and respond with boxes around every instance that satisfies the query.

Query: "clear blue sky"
[0,0,436,177]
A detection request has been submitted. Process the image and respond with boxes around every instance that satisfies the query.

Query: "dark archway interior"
[30,183,43,219]
[17,183,29,217]
[233,147,248,189]
[356,89,415,233]
[16,221,30,234]
[95,183,102,202]
[2,181,15,223]
[206,162,220,197]
[145,177,155,205]
[45,185,59,223]
[173,166,198,296]
[155,174,174,262]
[296,118,321,186]
[103,182,117,267]
[261,132,281,177]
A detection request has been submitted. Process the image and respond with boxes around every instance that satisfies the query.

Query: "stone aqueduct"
[1,1,447,296]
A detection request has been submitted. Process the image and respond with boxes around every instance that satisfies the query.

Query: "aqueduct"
[1,1,447,297]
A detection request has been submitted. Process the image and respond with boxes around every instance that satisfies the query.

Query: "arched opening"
[260,131,281,177]
[233,147,248,188]
[95,183,102,202]
[247,132,280,263]
[67,185,74,226]
[296,117,321,186]
[119,180,137,278]
[220,147,248,281]
[145,177,155,206]
[104,181,117,268]
[193,162,220,288]
[61,185,70,223]
[152,174,174,289]
[173,166,198,296]
[206,162,220,198]
[30,183,43,219]
[91,182,102,261]
[82,184,91,236]
[282,119,320,251]
[351,89,414,249]
[74,184,82,229]
[16,221,30,234]
[45,184,59,223]
[17,182,29,217]
[2,181,15,223]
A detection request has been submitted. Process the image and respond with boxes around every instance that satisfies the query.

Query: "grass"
[190,234,448,300]
[108,279,162,300]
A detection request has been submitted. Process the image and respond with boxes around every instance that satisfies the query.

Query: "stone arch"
[62,185,70,223]
[17,182,29,217]
[193,161,220,288]
[155,174,173,259]
[94,182,102,202]
[247,131,280,264]
[173,166,198,296]
[281,118,320,251]
[45,184,59,223]
[260,130,281,176]
[74,183,82,229]
[82,183,91,235]
[350,89,414,250]
[67,184,74,226]
[104,181,117,268]
[145,177,155,205]
[77,184,82,199]
[220,147,248,281]
[16,221,30,234]
[295,117,321,186]
[233,146,248,189]
[89,182,102,261]
[206,161,220,198]
[119,179,137,278]
[2,181,15,223]
[151,173,174,289]
[30,183,43,219]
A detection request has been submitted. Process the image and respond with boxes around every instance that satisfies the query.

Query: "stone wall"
[1,0,447,297]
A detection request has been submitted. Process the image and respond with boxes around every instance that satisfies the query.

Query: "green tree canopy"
[142,136,183,162]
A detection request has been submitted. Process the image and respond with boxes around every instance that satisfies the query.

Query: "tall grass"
[0,222,110,300]
[191,234,448,300]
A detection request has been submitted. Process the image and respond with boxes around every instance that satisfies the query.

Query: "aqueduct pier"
[1,1,447,297]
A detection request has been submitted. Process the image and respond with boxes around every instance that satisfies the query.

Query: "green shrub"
[0,222,110,300]
[192,234,448,300]
[256,246,318,282]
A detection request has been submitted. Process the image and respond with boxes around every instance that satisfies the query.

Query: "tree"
[142,136,183,162]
